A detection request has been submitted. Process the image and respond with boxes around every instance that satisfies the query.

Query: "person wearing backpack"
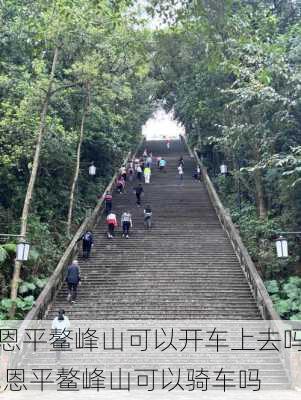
[121,211,133,238]
[144,205,152,229]
[106,211,118,238]
[81,230,93,258]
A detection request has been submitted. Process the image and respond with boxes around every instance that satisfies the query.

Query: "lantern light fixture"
[220,164,228,175]
[89,162,96,176]
[16,241,30,261]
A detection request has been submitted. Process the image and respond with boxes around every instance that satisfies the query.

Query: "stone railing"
[180,135,300,389]
[180,135,279,319]
[195,152,278,320]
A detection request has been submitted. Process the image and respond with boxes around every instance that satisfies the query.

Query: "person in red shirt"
[106,211,118,238]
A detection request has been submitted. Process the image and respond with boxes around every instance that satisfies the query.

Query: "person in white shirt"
[136,165,142,181]
[52,309,70,331]
[121,211,133,238]
[52,310,70,363]
[178,164,184,180]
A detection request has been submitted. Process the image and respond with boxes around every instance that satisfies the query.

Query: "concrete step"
[38,139,289,388]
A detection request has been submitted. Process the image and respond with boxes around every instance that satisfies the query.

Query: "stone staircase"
[23,139,290,391]
[47,139,262,320]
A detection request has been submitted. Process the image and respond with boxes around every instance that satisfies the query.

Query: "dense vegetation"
[150,0,301,319]
[1,0,301,319]
[0,0,156,318]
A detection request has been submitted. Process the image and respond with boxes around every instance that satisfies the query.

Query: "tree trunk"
[66,93,89,236]
[9,47,59,318]
[254,167,267,219]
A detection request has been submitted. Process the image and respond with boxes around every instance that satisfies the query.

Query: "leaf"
[265,280,279,294]
[2,243,16,254]
[275,299,290,316]
[19,282,36,294]
[16,296,35,311]
[0,298,13,311]
[34,278,47,289]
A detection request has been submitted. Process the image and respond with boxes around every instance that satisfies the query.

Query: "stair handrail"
[195,150,278,319]
[180,134,279,320]
[180,135,300,388]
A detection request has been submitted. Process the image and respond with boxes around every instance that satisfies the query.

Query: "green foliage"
[2,243,17,254]
[150,0,301,320]
[266,277,301,320]
[0,296,35,320]
[19,277,47,296]
[0,0,156,318]
[1,0,300,320]
[265,280,279,294]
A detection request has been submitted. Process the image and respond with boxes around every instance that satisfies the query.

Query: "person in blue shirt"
[159,158,167,172]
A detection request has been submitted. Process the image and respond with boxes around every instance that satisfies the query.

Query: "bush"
[266,277,301,320]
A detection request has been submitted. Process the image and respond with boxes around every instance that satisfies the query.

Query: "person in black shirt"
[104,191,113,214]
[134,183,144,206]
[81,231,93,258]
[144,204,152,229]
[66,260,81,303]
